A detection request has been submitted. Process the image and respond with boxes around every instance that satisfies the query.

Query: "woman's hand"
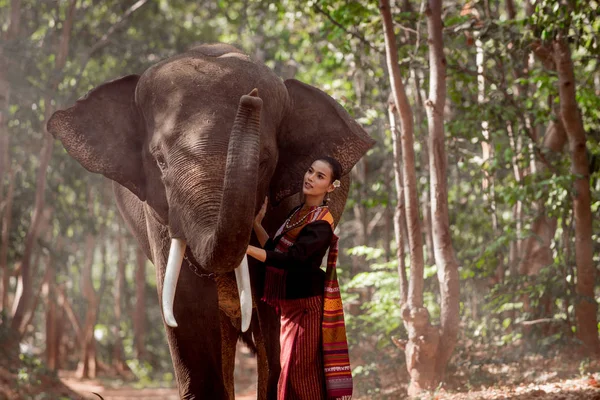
[254,196,268,226]
[253,197,270,247]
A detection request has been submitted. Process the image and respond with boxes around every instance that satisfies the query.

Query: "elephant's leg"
[146,216,229,399]
[256,301,281,400]
[163,270,228,399]
[219,311,238,400]
[251,310,269,400]
[162,270,228,399]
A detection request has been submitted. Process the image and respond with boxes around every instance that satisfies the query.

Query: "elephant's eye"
[155,154,167,172]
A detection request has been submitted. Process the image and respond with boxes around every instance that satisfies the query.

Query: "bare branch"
[530,40,556,71]
[313,4,381,54]
[367,209,385,236]
[59,286,82,340]
[520,318,564,326]
[72,0,150,94]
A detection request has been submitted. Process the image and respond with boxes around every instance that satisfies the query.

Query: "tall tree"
[553,36,599,353]
[424,0,460,382]
[45,237,65,371]
[387,98,408,306]
[380,0,439,395]
[112,229,130,374]
[0,0,22,318]
[0,169,15,314]
[133,247,147,360]
[10,0,77,336]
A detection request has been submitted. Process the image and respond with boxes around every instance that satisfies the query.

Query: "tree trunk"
[0,0,22,195]
[379,0,425,309]
[45,261,62,371]
[412,70,435,267]
[506,122,523,267]
[133,246,147,360]
[553,38,600,353]
[383,159,393,262]
[112,232,130,374]
[425,0,460,383]
[77,234,98,379]
[77,187,111,378]
[59,285,82,341]
[10,0,77,337]
[0,168,15,315]
[44,237,64,371]
[11,206,53,335]
[0,0,22,320]
[15,254,50,340]
[351,159,368,275]
[387,102,408,305]
[475,33,499,254]
[380,0,434,395]
[518,119,566,276]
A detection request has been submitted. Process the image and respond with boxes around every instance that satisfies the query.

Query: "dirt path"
[62,377,257,400]
[60,342,259,399]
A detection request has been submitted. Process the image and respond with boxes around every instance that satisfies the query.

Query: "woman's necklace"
[284,205,326,231]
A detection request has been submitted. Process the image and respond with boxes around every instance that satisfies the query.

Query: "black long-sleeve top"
[263,220,333,299]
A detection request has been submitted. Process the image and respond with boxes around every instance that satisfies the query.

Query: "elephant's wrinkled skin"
[47,43,374,399]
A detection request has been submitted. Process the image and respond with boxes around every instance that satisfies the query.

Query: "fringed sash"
[261,205,353,399]
[323,233,353,400]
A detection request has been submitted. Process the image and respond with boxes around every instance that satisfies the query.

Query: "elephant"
[47,43,374,399]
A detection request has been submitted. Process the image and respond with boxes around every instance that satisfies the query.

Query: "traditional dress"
[262,205,353,400]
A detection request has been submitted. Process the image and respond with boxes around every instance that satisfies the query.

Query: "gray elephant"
[47,43,373,399]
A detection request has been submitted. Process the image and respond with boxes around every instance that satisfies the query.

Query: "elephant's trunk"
[198,89,262,272]
[162,90,261,330]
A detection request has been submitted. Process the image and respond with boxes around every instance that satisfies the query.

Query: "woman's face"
[302,160,335,197]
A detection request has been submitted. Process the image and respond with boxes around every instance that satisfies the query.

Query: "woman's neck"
[303,195,325,208]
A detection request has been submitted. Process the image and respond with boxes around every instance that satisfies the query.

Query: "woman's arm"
[247,244,267,262]
[253,222,269,248]
[262,221,332,271]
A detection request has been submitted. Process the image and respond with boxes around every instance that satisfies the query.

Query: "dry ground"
[3,339,600,399]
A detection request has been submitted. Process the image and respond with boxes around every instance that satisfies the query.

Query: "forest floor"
[2,340,600,399]
[368,338,600,400]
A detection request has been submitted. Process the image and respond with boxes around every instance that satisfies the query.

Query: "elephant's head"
[47,44,373,327]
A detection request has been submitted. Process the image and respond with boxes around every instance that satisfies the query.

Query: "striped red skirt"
[278,295,326,400]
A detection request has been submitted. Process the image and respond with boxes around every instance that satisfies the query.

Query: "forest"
[1,0,600,399]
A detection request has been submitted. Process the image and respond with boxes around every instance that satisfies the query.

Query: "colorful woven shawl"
[261,205,330,310]
[261,205,353,399]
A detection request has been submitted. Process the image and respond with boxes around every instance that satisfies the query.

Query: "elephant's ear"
[47,74,146,200]
[271,79,375,205]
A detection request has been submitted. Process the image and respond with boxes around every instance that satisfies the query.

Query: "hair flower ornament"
[333,179,341,188]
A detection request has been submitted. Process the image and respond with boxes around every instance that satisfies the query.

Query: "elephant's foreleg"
[219,311,239,400]
[256,301,281,400]
[146,213,229,400]
[251,311,269,400]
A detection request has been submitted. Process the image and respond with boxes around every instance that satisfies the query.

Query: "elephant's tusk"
[162,238,186,328]
[234,255,252,332]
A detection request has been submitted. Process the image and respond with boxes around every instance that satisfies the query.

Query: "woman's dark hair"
[315,156,342,184]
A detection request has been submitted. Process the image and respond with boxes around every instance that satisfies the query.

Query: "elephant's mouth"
[161,238,253,332]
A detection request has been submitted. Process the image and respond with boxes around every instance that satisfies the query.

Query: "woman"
[247,157,353,400]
